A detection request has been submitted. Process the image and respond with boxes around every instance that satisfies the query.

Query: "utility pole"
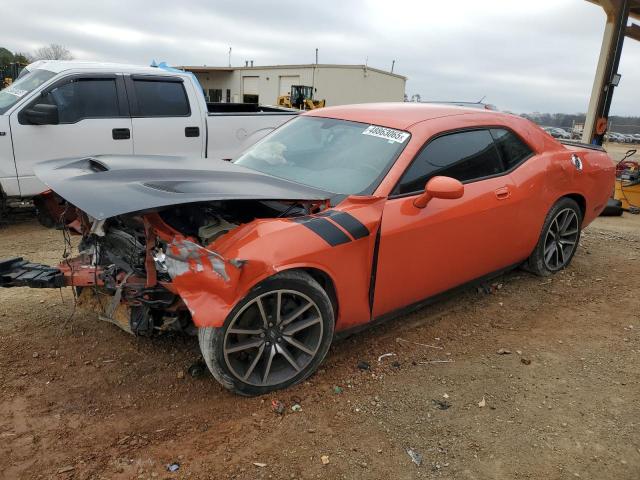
[312,48,318,99]
[391,59,395,73]
[228,47,232,67]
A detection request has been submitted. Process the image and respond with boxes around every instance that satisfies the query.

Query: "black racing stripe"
[291,217,351,246]
[317,210,369,239]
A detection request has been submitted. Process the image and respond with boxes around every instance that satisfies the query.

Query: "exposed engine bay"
[50,199,317,336]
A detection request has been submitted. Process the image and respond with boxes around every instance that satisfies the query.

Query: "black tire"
[525,197,582,276]
[599,198,624,217]
[198,270,334,396]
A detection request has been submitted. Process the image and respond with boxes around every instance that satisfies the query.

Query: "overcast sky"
[3,0,639,115]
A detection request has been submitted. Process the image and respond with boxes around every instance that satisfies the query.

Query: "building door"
[242,76,259,103]
[208,89,222,102]
[278,75,300,98]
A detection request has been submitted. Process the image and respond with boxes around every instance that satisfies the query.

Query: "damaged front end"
[1,198,329,336]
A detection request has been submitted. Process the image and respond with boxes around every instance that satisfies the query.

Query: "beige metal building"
[176,64,406,106]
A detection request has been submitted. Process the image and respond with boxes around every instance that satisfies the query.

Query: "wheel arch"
[561,193,586,220]
[293,267,339,320]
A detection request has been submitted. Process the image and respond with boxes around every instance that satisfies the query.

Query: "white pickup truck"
[0,60,297,208]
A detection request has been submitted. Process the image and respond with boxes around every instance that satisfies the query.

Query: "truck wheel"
[198,270,334,396]
[525,197,582,276]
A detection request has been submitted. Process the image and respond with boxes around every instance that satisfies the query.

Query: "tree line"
[1,44,73,69]
[521,112,640,134]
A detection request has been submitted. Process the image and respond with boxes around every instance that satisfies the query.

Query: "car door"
[126,75,204,157]
[9,74,132,196]
[372,128,525,318]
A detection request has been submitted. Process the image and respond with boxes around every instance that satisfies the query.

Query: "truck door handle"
[185,126,200,137]
[495,186,511,200]
[112,128,130,140]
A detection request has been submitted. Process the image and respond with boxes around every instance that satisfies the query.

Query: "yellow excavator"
[277,85,325,110]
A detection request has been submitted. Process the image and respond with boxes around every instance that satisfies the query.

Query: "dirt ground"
[0,210,639,479]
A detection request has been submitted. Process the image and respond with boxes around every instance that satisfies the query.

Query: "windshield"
[0,68,56,115]
[234,116,410,195]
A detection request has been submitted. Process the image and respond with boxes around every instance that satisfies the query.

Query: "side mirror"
[20,103,59,125]
[413,176,464,209]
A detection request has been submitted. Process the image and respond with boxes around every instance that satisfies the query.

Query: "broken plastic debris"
[253,462,267,468]
[321,455,330,465]
[271,400,285,415]
[167,463,180,472]
[357,360,370,370]
[333,385,343,394]
[377,352,396,362]
[406,448,423,466]
[432,399,451,410]
[478,397,486,408]
[188,361,206,378]
[291,403,302,412]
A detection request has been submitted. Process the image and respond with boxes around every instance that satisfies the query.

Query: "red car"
[0,104,615,396]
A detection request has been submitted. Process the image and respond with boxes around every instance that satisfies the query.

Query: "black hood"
[34,155,333,220]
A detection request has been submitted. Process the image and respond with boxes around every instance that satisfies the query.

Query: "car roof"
[26,60,180,76]
[303,102,515,130]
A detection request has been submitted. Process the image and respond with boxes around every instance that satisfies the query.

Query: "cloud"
[2,0,638,115]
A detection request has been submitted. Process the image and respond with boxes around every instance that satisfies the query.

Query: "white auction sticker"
[362,125,410,144]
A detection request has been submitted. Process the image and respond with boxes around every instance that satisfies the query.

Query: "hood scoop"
[34,154,333,220]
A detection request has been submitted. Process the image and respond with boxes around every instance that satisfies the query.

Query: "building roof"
[303,102,508,130]
[177,63,407,80]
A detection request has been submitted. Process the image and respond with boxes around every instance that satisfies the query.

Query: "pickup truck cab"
[0,60,296,205]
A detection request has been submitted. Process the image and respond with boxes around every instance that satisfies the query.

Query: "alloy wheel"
[543,208,579,270]
[223,289,323,387]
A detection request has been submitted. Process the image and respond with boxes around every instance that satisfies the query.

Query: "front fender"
[165,196,386,330]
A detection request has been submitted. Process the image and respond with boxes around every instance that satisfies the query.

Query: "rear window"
[132,79,190,117]
[490,128,533,169]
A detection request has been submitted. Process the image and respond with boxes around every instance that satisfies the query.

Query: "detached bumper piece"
[0,257,64,288]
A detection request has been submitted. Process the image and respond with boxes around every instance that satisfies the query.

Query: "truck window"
[0,68,56,115]
[42,78,121,123]
[132,79,190,117]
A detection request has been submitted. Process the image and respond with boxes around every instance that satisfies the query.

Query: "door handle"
[185,126,200,137]
[495,186,511,200]
[112,128,130,140]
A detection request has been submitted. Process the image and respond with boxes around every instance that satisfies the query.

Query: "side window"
[43,78,120,123]
[395,129,503,195]
[132,79,190,117]
[490,128,533,170]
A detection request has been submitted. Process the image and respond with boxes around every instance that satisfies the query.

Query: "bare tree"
[32,44,73,61]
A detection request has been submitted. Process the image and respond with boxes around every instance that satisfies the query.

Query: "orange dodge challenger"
[0,104,615,395]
